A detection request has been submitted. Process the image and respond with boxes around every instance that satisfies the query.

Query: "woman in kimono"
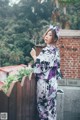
[30,25,62,120]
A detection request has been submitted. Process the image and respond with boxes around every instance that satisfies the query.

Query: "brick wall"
[36,30,80,79]
[57,37,80,79]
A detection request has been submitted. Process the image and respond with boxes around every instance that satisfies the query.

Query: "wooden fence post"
[16,82,22,120]
[7,82,17,120]
[0,90,8,119]
[29,73,37,120]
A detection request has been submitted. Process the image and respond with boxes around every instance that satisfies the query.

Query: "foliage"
[52,0,80,29]
[17,68,33,82]
[59,0,80,3]
[2,68,33,93]
[2,74,17,93]
[0,0,80,66]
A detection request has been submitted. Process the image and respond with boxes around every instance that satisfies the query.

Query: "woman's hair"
[43,28,58,42]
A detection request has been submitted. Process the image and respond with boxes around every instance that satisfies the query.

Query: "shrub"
[2,68,33,93]
[17,68,33,82]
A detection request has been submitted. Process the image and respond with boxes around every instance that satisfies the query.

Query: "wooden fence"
[0,73,37,120]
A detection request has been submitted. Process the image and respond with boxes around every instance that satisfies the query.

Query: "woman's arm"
[30,48,37,61]
[30,48,43,74]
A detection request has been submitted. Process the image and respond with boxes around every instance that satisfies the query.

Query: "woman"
[30,25,62,120]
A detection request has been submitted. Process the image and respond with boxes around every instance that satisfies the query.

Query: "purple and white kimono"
[33,45,62,120]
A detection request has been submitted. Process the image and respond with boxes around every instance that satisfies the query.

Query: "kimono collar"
[47,44,56,50]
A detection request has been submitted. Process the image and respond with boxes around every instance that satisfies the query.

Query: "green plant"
[17,68,33,82]
[2,74,17,93]
[2,68,33,93]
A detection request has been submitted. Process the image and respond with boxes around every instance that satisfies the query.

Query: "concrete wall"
[58,82,80,120]
[57,91,64,120]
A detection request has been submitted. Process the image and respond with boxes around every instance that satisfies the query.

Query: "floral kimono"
[33,45,62,120]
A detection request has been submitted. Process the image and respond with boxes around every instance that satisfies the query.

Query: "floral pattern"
[33,45,62,120]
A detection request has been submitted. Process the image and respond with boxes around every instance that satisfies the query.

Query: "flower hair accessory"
[49,24,60,39]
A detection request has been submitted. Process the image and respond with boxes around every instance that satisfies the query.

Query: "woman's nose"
[45,35,48,39]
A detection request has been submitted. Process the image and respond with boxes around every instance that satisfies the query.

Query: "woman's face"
[44,30,55,45]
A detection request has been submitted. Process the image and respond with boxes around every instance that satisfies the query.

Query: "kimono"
[33,45,62,120]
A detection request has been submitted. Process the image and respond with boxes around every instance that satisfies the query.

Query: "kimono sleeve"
[32,48,50,74]
[56,49,62,80]
[32,58,42,74]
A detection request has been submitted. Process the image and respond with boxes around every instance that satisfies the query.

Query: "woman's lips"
[44,39,48,42]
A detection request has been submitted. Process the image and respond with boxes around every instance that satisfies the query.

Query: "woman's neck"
[47,43,56,47]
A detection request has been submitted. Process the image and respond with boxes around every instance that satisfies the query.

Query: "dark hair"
[43,28,58,42]
[51,29,58,41]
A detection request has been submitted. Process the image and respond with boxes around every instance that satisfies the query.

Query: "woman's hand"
[30,48,36,61]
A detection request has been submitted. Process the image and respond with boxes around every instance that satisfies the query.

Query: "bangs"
[43,28,58,41]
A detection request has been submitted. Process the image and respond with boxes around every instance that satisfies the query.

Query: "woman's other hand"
[30,48,36,61]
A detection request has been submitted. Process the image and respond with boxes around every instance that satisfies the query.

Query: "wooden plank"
[16,82,22,120]
[21,76,28,120]
[25,77,31,120]
[0,90,8,120]
[29,73,37,120]
[7,82,17,120]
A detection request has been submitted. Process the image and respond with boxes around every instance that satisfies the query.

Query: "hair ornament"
[49,24,60,39]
